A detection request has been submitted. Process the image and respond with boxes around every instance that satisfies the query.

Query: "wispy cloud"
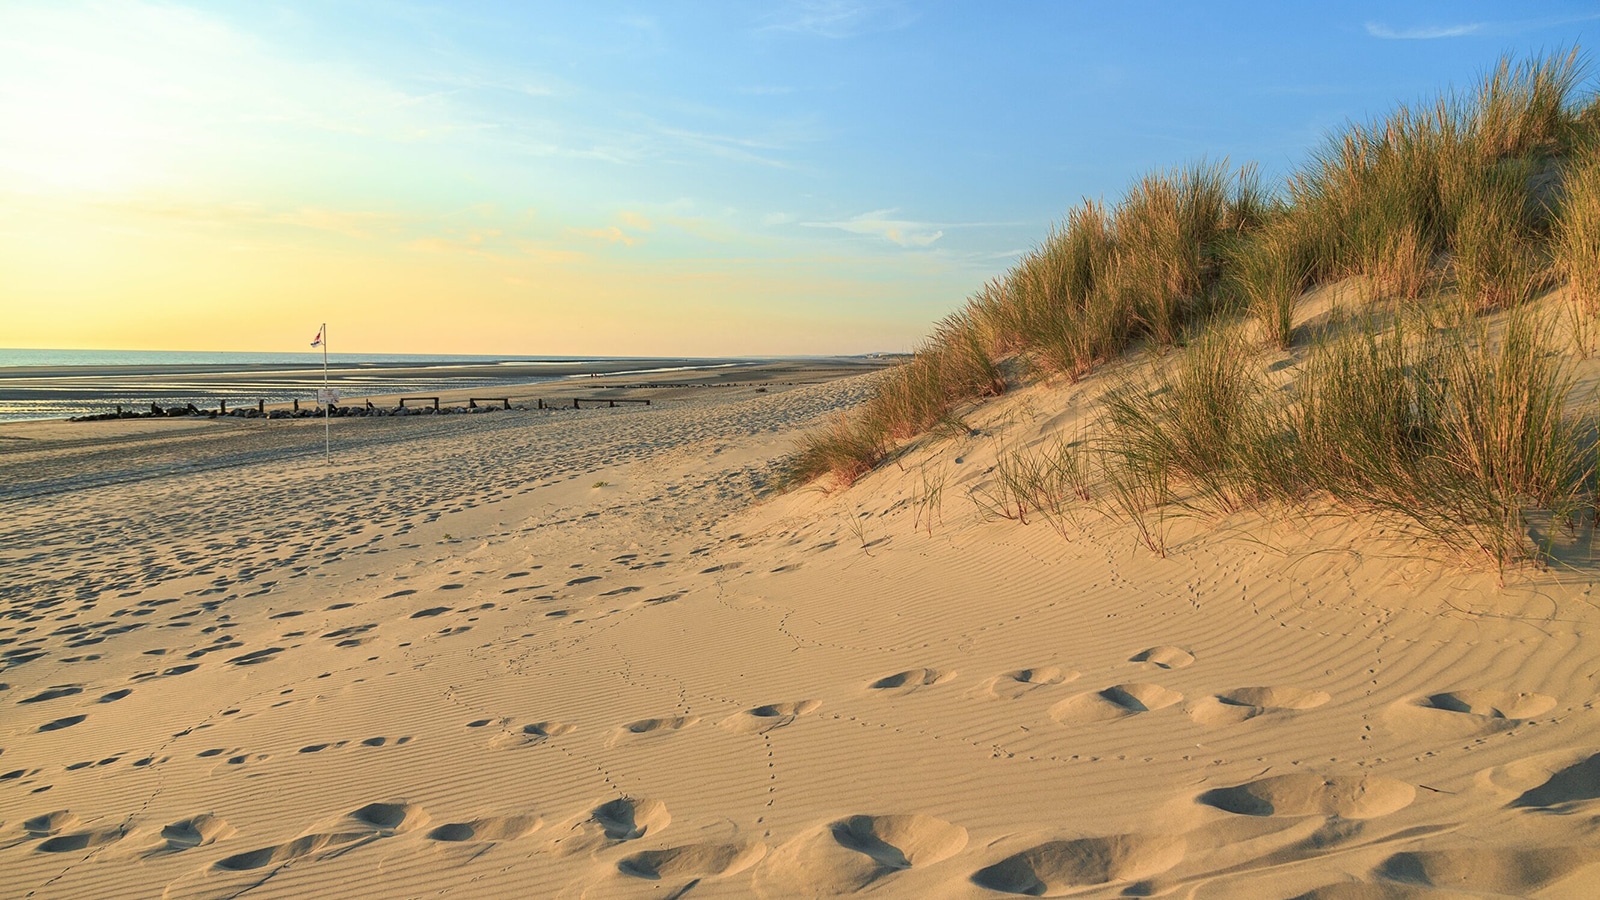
[802,210,944,247]
[514,240,589,264]
[405,223,509,257]
[656,125,795,169]
[1365,22,1483,40]
[618,210,654,231]
[567,224,640,247]
[1366,12,1600,40]
[758,1,917,39]
[736,85,797,96]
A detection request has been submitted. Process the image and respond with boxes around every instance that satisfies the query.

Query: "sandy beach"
[8,3,1600,895]
[3,349,1598,899]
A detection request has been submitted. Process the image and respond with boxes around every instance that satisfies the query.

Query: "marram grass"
[788,48,1600,568]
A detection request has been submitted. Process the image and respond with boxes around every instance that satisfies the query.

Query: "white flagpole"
[322,322,330,462]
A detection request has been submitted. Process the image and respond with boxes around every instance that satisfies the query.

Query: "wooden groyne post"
[572,398,651,409]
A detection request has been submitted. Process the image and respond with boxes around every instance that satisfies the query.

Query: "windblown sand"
[3,368,1599,898]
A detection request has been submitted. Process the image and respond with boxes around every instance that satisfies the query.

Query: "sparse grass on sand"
[789,47,1600,570]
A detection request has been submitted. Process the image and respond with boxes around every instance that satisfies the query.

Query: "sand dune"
[3,364,1600,898]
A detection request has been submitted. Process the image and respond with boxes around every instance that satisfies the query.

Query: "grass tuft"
[1556,148,1600,311]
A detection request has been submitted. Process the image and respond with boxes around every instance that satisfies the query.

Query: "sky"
[2,2,1599,356]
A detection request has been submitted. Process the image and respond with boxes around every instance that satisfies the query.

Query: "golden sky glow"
[5,2,1595,355]
[0,2,982,355]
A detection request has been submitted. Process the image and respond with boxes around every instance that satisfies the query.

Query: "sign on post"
[317,389,341,405]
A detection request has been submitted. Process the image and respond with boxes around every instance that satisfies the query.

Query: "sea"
[0,349,744,422]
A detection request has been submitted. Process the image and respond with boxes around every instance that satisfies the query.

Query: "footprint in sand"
[24,810,79,837]
[1289,884,1440,900]
[867,668,955,695]
[162,814,235,849]
[38,714,87,732]
[1130,646,1194,669]
[226,647,284,666]
[831,814,967,870]
[1384,689,1555,738]
[1377,845,1600,895]
[619,840,768,881]
[753,814,966,897]
[721,700,821,735]
[591,797,670,841]
[1421,689,1554,720]
[522,721,577,741]
[980,667,1078,700]
[19,685,84,704]
[971,833,1186,895]
[1510,751,1600,808]
[1187,686,1331,726]
[37,827,127,853]
[215,833,363,871]
[348,801,430,835]
[488,721,577,749]
[427,813,543,843]
[1199,773,1415,819]
[209,797,428,871]
[608,716,699,747]
[1049,683,1183,724]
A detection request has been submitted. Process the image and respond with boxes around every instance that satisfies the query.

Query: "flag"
[310,325,324,348]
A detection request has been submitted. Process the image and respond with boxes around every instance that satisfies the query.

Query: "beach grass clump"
[1090,313,1588,566]
[1281,51,1583,307]
[1470,48,1586,160]
[1286,102,1453,291]
[786,311,1007,486]
[1002,201,1123,378]
[1100,328,1265,516]
[787,412,889,488]
[1293,317,1439,508]
[972,436,1093,531]
[1448,161,1543,312]
[1434,315,1587,509]
[928,310,1008,405]
[1555,148,1600,310]
[1112,161,1235,345]
[1292,313,1586,566]
[1227,216,1309,348]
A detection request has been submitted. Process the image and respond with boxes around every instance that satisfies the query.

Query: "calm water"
[0,349,743,421]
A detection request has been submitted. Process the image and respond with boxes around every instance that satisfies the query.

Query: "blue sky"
[2,1,1598,355]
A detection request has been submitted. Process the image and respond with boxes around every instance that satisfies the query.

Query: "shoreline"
[0,357,899,425]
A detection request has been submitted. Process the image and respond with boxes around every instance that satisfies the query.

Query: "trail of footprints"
[13,750,1595,896]
[1,562,668,787]
[7,637,1586,895]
